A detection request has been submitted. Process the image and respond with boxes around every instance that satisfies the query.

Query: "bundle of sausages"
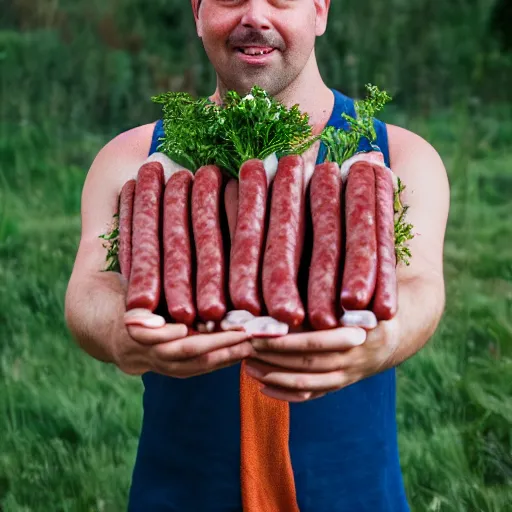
[116,150,398,336]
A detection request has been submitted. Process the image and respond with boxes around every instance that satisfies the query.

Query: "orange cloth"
[240,360,300,512]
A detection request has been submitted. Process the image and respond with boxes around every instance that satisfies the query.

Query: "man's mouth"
[236,47,276,56]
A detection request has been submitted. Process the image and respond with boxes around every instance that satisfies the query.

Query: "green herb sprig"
[321,84,414,264]
[99,214,120,272]
[321,84,392,165]
[153,86,320,179]
[394,178,415,266]
[214,86,319,176]
[151,92,223,172]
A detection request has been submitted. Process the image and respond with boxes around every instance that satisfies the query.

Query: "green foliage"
[152,92,222,171]
[153,86,319,178]
[321,83,392,164]
[215,86,318,175]
[394,178,414,266]
[98,214,120,273]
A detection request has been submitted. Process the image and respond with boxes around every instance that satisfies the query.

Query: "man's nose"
[240,0,272,30]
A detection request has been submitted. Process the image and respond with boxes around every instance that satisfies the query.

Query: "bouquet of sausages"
[101,86,414,336]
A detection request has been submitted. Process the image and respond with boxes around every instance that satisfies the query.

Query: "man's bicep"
[388,125,450,283]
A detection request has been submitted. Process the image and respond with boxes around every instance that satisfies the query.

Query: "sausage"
[308,162,342,330]
[126,162,165,311]
[229,159,268,316]
[163,170,196,326]
[262,155,305,327]
[340,161,378,310]
[192,165,227,322]
[372,165,398,320]
[118,179,136,279]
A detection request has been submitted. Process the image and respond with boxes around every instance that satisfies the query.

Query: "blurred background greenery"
[0,0,511,511]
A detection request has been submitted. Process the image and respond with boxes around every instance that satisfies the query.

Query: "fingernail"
[353,329,367,345]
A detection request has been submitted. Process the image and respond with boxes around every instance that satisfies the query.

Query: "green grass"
[0,107,511,511]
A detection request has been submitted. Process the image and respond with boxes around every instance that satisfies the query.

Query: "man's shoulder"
[80,121,159,204]
[102,121,157,161]
[385,123,447,187]
[86,121,158,188]
[386,123,442,164]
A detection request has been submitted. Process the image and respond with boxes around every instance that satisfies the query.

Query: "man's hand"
[115,309,254,378]
[244,320,398,402]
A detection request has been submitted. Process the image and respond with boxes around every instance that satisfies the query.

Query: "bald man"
[65,1,449,511]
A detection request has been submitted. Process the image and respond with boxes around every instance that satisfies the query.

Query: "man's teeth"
[240,48,273,56]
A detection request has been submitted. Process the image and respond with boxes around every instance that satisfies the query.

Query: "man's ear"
[196,17,203,38]
[315,0,331,37]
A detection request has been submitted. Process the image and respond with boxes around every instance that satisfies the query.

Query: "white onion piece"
[144,152,191,184]
[124,308,166,329]
[243,316,289,337]
[220,310,289,337]
[262,152,278,185]
[304,158,316,191]
[340,310,378,330]
[220,310,256,331]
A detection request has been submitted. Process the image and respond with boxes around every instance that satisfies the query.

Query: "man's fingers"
[252,351,345,373]
[151,330,254,361]
[127,322,189,345]
[245,359,350,392]
[151,340,254,377]
[260,385,313,403]
[251,327,367,352]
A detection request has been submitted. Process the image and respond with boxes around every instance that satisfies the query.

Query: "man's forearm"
[64,272,126,364]
[389,274,446,367]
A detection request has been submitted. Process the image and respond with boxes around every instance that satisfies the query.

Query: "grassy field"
[0,102,511,511]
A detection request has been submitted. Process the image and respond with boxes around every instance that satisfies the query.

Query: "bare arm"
[64,122,164,368]
[384,123,450,366]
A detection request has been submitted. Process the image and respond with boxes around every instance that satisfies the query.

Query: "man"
[64,1,450,510]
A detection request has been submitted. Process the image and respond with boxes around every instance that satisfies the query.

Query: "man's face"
[195,0,330,97]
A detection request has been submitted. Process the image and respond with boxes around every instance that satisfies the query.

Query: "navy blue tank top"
[128,89,410,512]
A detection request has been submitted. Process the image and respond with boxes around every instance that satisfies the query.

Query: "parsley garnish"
[321,84,392,165]
[213,86,319,176]
[320,84,414,265]
[99,213,120,273]
[152,86,319,179]
[151,92,223,172]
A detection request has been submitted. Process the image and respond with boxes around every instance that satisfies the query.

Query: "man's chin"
[221,71,285,97]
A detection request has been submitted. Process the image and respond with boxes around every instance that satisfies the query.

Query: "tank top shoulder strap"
[148,119,164,156]
[316,89,390,167]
